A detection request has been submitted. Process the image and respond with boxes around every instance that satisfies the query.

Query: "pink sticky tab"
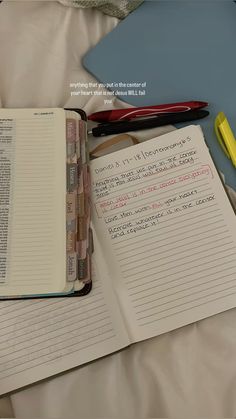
[66,118,76,142]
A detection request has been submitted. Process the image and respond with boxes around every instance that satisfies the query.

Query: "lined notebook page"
[0,109,66,295]
[91,125,236,342]
[0,236,129,395]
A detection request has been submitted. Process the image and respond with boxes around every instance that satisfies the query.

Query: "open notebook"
[1,125,236,394]
[0,108,92,298]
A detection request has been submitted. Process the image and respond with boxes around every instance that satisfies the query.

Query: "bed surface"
[0,2,236,417]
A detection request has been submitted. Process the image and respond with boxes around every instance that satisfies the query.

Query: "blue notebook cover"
[83,0,236,190]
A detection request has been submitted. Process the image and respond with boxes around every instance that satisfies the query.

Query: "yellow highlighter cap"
[214,112,236,167]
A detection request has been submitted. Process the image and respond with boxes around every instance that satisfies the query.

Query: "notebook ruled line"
[0,317,111,364]
[103,184,211,216]
[118,225,227,261]
[135,272,236,313]
[115,214,224,252]
[0,310,109,346]
[126,254,236,290]
[129,260,236,297]
[106,192,216,228]
[122,241,233,277]
[0,332,116,381]
[0,291,103,326]
[95,163,204,202]
[120,232,229,267]
[0,326,114,374]
[113,206,221,246]
[138,288,236,326]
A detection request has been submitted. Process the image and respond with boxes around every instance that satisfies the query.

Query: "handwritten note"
[91,125,236,340]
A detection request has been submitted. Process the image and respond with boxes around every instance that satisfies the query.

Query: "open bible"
[0,124,236,394]
[0,108,92,298]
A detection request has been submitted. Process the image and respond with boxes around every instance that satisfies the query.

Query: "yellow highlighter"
[214,112,236,168]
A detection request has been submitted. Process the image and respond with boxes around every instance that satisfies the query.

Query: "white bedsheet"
[1,1,236,417]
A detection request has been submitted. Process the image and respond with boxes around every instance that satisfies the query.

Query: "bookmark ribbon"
[90,133,140,159]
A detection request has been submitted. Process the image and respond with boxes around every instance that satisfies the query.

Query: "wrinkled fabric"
[58,0,144,19]
[0,2,236,418]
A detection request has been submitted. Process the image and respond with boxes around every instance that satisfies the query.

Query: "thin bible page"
[91,125,236,342]
[0,108,66,295]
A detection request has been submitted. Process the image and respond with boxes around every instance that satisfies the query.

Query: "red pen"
[88,101,208,122]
